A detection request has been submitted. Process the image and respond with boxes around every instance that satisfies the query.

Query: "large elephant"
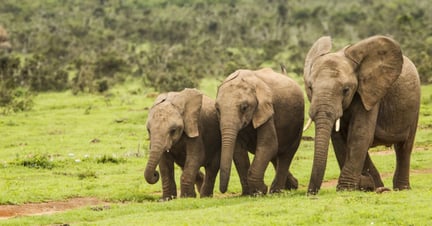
[303,35,420,195]
[144,88,221,199]
[216,68,304,195]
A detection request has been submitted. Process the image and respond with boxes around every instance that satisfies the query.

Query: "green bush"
[0,55,35,113]
[0,0,431,94]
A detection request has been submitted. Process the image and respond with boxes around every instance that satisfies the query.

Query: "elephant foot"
[359,174,375,192]
[270,173,298,193]
[251,190,266,197]
[159,195,176,202]
[249,183,268,196]
[393,185,411,191]
[180,191,197,198]
[285,174,299,190]
[180,186,197,198]
[336,181,357,192]
[269,187,283,194]
[199,187,214,198]
[375,187,391,194]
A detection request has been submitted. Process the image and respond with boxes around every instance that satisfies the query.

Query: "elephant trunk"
[307,111,334,195]
[219,127,238,193]
[144,142,164,184]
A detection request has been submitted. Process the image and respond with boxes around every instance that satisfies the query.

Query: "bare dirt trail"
[0,197,108,220]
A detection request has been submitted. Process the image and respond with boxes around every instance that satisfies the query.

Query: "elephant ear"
[344,36,403,111]
[152,93,168,106]
[304,36,332,80]
[304,36,332,100]
[248,76,274,128]
[170,88,203,138]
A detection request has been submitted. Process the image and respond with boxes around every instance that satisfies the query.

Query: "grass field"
[0,78,431,225]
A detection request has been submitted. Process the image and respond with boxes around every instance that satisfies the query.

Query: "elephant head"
[216,70,274,193]
[303,36,403,194]
[144,88,202,184]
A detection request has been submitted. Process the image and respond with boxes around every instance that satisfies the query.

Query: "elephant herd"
[144,35,421,200]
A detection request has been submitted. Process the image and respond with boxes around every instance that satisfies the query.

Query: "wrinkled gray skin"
[304,36,420,195]
[0,26,12,52]
[144,88,221,200]
[216,68,304,195]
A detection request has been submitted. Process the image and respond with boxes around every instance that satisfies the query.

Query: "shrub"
[0,55,35,113]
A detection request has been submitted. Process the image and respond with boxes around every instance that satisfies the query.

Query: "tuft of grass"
[77,170,98,180]
[13,154,55,169]
[96,155,126,164]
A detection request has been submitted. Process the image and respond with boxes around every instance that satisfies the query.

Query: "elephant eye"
[342,87,350,96]
[240,102,249,113]
[169,127,177,136]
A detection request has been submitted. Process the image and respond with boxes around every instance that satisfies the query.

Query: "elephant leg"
[195,170,205,193]
[200,156,220,197]
[362,154,384,188]
[333,131,384,190]
[331,130,348,171]
[269,159,279,191]
[248,119,278,195]
[159,154,177,200]
[337,104,379,191]
[233,143,251,196]
[359,173,375,191]
[270,157,298,191]
[269,157,286,193]
[270,151,296,193]
[180,139,205,198]
[285,171,298,190]
[393,137,414,190]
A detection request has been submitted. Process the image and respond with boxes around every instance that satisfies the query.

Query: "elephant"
[0,26,12,52]
[144,88,221,200]
[216,68,304,195]
[303,35,421,195]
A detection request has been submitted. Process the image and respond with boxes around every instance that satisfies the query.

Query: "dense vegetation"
[1,0,431,111]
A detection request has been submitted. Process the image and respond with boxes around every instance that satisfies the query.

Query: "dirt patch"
[370,146,430,156]
[0,197,107,220]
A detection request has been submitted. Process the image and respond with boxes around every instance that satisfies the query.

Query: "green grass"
[0,80,431,225]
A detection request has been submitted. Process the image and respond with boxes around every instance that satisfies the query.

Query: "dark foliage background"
[0,0,431,111]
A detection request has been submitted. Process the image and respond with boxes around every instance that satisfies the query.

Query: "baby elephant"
[216,68,304,195]
[144,88,221,200]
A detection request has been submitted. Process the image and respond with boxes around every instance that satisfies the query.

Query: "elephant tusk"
[335,118,340,132]
[166,149,170,153]
[303,118,313,132]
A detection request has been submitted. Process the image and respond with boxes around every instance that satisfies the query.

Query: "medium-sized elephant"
[144,88,221,200]
[303,35,421,195]
[216,68,304,195]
